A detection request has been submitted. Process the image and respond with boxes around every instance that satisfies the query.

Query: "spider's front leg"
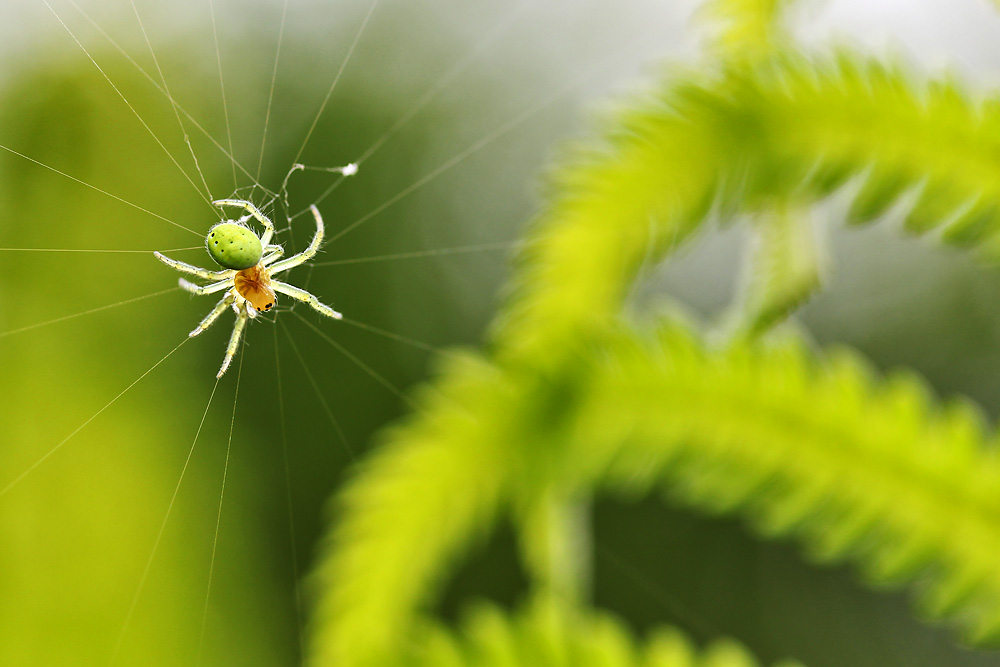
[261,244,285,266]
[213,198,276,247]
[154,252,236,281]
[267,206,325,275]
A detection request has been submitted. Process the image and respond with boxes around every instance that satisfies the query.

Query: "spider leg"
[190,292,236,337]
[217,310,248,378]
[154,252,236,280]
[213,199,276,247]
[261,245,285,266]
[271,280,342,319]
[268,205,325,275]
[179,277,235,296]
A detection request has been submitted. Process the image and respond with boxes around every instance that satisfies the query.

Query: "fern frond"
[308,355,516,667]
[311,320,1000,661]
[703,0,796,60]
[739,204,823,335]
[408,597,804,667]
[311,34,1000,665]
[494,54,1000,364]
[577,322,1000,644]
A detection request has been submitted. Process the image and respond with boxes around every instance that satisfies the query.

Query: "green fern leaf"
[942,197,1000,246]
[494,54,1000,365]
[581,323,1000,644]
[846,165,912,224]
[739,204,823,335]
[310,28,1000,666]
[703,0,796,61]
[310,321,1000,662]
[308,355,516,667]
[406,598,803,667]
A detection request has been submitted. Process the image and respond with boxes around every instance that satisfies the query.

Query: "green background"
[1,0,999,665]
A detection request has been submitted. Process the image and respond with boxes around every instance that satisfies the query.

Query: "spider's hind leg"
[217,310,248,378]
[191,292,236,337]
[267,205,325,275]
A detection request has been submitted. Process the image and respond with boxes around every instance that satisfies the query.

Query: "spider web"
[0,0,687,665]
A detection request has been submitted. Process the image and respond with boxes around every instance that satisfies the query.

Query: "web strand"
[0,336,189,500]
[111,373,221,665]
[352,0,532,168]
[126,0,215,203]
[40,0,217,214]
[0,247,200,254]
[280,322,353,458]
[256,0,291,182]
[197,337,246,664]
[290,0,380,166]
[305,27,663,239]
[0,143,201,236]
[339,316,451,357]
[311,240,524,267]
[292,311,416,409]
[272,325,306,661]
[595,544,734,646]
[63,0,273,196]
[290,1,529,207]
[316,74,568,238]
[0,287,178,339]
[208,0,238,190]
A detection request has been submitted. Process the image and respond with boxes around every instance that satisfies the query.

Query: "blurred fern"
[407,597,802,667]
[308,2,1000,665]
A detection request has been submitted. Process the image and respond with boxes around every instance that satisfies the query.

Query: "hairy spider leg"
[213,198,275,247]
[268,205,325,275]
[217,310,248,378]
[243,299,259,320]
[190,292,237,337]
[261,245,285,265]
[179,277,235,296]
[154,252,236,281]
[272,280,342,319]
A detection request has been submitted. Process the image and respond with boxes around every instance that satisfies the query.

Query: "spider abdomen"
[207,222,262,270]
[234,265,277,312]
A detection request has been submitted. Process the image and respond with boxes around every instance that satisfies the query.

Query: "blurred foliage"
[406,596,802,667]
[309,1,1000,666]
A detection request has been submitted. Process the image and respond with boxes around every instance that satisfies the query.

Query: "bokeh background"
[2,0,1000,665]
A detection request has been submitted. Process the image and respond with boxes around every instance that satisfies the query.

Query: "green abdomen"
[206,222,262,270]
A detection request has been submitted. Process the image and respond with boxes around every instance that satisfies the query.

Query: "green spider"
[155,198,341,378]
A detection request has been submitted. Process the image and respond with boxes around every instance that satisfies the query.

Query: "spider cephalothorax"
[155,199,340,377]
[234,265,277,313]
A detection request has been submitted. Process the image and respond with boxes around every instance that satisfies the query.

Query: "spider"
[155,198,341,378]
